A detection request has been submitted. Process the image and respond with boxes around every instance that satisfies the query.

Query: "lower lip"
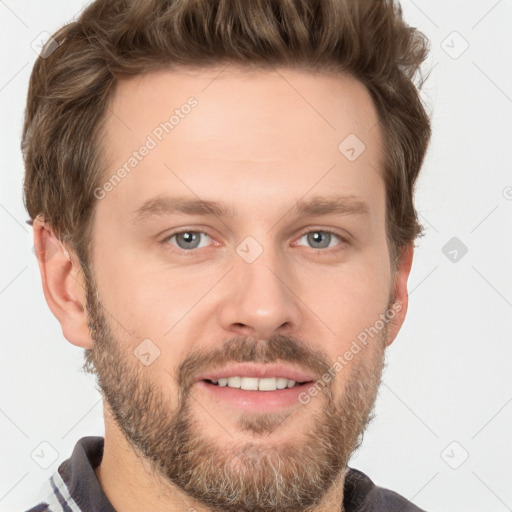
[197,380,312,412]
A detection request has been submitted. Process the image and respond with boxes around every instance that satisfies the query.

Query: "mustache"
[176,334,332,393]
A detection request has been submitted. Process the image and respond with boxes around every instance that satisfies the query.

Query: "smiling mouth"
[204,376,311,391]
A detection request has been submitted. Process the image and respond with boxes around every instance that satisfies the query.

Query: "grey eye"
[298,231,341,249]
[168,231,211,250]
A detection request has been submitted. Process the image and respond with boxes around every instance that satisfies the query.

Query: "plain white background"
[1,1,511,511]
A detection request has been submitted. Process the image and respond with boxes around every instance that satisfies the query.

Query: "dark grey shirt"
[25,436,426,511]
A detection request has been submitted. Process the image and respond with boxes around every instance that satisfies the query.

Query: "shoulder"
[344,467,428,512]
[23,436,108,512]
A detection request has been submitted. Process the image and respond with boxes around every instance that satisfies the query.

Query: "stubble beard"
[82,273,387,512]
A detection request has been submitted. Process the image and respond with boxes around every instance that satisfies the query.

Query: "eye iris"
[176,232,200,249]
[308,231,331,249]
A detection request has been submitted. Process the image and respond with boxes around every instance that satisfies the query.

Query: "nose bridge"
[218,235,302,337]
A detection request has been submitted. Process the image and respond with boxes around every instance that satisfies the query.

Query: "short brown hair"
[22,0,431,270]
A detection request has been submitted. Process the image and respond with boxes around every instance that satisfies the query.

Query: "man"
[22,0,431,510]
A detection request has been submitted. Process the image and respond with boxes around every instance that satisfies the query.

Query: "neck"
[95,404,347,512]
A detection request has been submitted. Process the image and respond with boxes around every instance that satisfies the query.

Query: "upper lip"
[196,363,317,383]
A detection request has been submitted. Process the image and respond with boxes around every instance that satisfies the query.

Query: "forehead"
[104,65,381,148]
[98,65,384,222]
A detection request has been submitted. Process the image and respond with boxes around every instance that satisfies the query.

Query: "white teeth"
[240,377,259,391]
[258,377,276,391]
[210,376,300,391]
[276,377,288,389]
[227,376,241,388]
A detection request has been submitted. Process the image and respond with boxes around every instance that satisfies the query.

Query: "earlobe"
[33,217,94,349]
[386,245,414,347]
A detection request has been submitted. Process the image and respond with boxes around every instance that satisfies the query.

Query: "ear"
[33,217,93,349]
[386,245,414,347]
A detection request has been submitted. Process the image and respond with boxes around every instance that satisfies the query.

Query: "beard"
[82,271,387,512]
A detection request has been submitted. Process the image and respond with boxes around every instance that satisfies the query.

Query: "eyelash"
[161,228,349,255]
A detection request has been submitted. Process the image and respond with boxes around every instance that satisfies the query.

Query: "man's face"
[86,66,396,511]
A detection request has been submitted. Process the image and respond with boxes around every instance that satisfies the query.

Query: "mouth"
[195,363,317,413]
[204,376,308,390]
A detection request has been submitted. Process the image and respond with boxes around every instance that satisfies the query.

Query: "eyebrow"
[131,194,369,223]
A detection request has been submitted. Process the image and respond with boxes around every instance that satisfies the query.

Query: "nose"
[217,246,302,340]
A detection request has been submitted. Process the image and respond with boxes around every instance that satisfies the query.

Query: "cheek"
[299,252,391,328]
[98,268,189,340]
[92,250,216,380]
[299,252,390,364]
[97,251,390,337]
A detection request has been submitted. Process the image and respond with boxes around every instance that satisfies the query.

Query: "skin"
[33,65,413,512]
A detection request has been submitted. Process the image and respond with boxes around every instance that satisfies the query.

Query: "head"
[23,1,430,511]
